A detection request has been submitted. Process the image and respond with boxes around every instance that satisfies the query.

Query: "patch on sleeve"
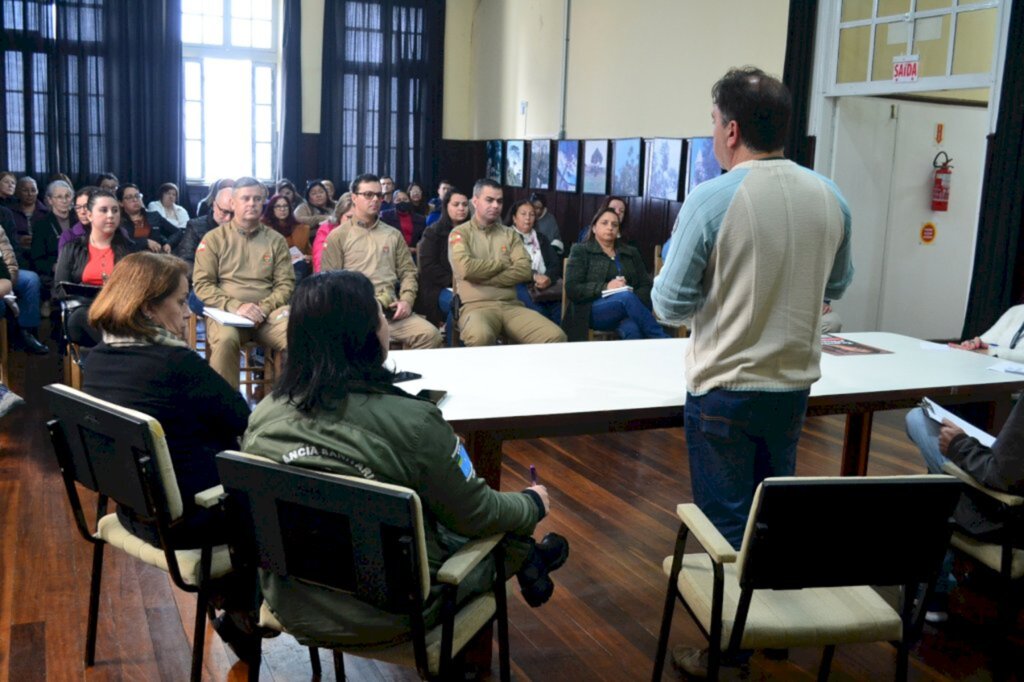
[196,242,207,252]
[449,232,462,243]
[451,439,476,481]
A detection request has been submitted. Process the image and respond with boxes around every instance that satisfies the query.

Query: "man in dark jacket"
[176,186,234,277]
[905,398,1024,621]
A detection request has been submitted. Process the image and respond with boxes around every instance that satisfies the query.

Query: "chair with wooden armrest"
[215,450,511,682]
[652,475,961,681]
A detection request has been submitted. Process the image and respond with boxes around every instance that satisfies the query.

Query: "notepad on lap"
[204,307,256,327]
[601,286,633,297]
[920,397,995,447]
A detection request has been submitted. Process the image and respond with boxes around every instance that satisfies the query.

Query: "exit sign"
[893,55,919,83]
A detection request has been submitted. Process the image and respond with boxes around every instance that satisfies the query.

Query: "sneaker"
[0,385,25,418]
[671,646,750,680]
[925,593,949,624]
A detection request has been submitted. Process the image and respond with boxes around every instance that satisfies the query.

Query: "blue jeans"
[438,288,455,346]
[906,407,958,596]
[589,292,668,340]
[12,269,41,328]
[515,283,561,325]
[685,389,810,549]
[188,290,205,316]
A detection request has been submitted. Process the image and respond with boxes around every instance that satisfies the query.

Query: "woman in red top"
[53,190,138,345]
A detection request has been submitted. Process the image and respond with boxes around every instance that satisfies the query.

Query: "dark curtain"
[102,0,184,198]
[781,0,818,169]
[961,0,1024,338]
[319,0,445,192]
[1,0,183,194]
[276,0,303,183]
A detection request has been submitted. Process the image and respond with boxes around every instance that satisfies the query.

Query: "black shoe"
[16,329,49,355]
[212,613,261,662]
[516,533,570,608]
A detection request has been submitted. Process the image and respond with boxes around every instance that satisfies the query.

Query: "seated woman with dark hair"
[242,270,569,647]
[578,195,628,243]
[293,179,335,227]
[117,184,182,253]
[563,208,669,342]
[53,189,140,346]
[529,191,563,255]
[83,252,250,546]
[261,192,311,281]
[414,187,469,328]
[146,182,190,229]
[507,198,562,325]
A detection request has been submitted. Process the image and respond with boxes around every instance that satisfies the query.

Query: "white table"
[389,332,1024,483]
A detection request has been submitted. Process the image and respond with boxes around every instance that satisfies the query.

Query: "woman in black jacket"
[117,183,182,253]
[563,208,668,342]
[507,199,562,324]
[414,187,469,328]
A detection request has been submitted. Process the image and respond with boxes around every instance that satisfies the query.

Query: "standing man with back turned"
[653,67,853,548]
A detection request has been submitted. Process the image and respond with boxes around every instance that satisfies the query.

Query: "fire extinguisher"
[932,151,953,212]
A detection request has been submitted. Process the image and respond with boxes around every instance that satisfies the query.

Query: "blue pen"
[529,464,538,485]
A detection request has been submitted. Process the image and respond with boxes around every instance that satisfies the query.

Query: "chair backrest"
[44,383,184,520]
[653,244,664,277]
[215,451,431,612]
[736,475,961,590]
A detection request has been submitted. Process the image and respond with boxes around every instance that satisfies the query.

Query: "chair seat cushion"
[664,554,903,649]
[951,531,1024,579]
[259,592,497,675]
[96,513,232,586]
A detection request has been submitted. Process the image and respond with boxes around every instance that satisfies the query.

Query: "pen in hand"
[530,464,538,485]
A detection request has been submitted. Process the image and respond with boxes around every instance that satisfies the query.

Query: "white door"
[829,96,988,339]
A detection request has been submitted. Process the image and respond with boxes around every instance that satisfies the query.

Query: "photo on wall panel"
[644,138,682,201]
[486,140,503,183]
[505,140,524,187]
[530,139,551,190]
[610,138,641,197]
[686,137,722,196]
[582,140,608,195]
[555,140,579,192]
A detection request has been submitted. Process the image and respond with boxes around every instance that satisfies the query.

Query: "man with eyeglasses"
[177,181,236,277]
[321,173,442,349]
[193,176,294,389]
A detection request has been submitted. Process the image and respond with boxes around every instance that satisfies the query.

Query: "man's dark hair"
[94,172,119,185]
[711,66,791,154]
[350,173,381,194]
[274,270,393,413]
[473,178,501,197]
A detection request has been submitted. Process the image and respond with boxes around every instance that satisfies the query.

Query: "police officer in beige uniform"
[320,173,441,349]
[449,178,566,346]
[193,176,294,389]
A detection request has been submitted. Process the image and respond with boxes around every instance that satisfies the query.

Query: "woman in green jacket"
[242,270,568,648]
[562,208,669,342]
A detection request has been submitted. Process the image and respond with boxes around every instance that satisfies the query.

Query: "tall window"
[324,1,435,186]
[181,0,278,182]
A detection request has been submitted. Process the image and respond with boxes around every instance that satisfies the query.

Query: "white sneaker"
[0,384,25,418]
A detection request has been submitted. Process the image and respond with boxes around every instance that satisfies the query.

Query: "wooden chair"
[653,244,688,338]
[652,475,962,681]
[942,460,1024,677]
[44,384,232,682]
[238,343,282,403]
[58,300,85,389]
[214,450,511,682]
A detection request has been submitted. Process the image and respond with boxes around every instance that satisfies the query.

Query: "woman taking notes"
[563,208,668,342]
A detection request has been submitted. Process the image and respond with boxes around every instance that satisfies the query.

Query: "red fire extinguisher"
[931,151,953,212]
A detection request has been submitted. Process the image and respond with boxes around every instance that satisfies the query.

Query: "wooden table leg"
[463,430,504,489]
[840,412,874,476]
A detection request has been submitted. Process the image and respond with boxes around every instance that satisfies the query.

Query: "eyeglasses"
[74,203,89,211]
[356,191,385,200]
[123,193,143,201]
[214,205,234,215]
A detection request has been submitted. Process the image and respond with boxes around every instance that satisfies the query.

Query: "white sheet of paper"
[919,341,950,351]
[988,361,1024,376]
[920,397,996,447]
[204,307,256,328]
[289,246,304,264]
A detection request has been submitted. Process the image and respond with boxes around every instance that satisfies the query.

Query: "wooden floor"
[2,342,1022,681]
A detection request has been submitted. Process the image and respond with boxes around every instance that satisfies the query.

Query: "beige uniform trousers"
[207,306,290,390]
[389,313,443,349]
[458,301,566,346]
